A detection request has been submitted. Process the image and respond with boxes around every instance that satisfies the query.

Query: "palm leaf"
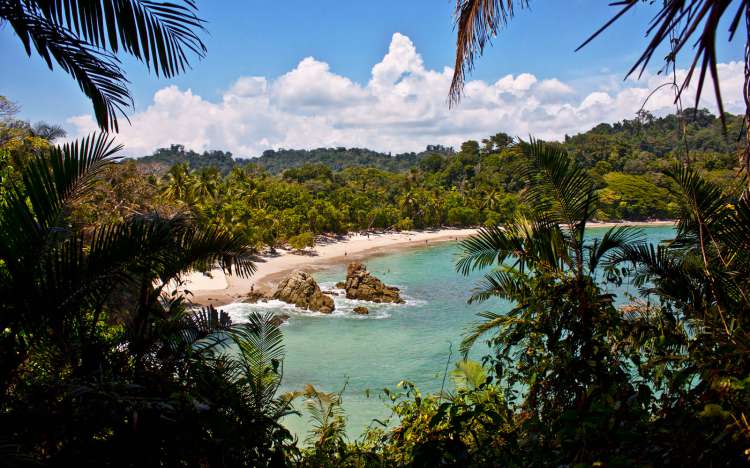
[449,0,527,105]
[460,309,525,356]
[2,0,206,130]
[520,139,597,237]
[449,0,745,124]
[588,225,644,273]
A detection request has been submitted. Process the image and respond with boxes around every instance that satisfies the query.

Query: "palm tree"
[615,165,750,372]
[162,162,194,202]
[0,133,255,389]
[455,140,643,452]
[0,1,206,131]
[611,164,750,461]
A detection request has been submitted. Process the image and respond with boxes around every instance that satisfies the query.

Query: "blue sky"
[1,1,745,155]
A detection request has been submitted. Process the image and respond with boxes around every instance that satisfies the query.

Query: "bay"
[220,226,675,439]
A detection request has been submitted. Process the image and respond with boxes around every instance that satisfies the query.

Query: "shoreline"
[183,221,675,307]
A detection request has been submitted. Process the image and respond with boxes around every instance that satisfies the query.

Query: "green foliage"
[1,2,206,131]
[127,111,740,234]
[288,231,315,251]
[598,172,676,220]
[0,135,303,466]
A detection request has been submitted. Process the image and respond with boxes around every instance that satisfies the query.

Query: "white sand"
[185,221,675,306]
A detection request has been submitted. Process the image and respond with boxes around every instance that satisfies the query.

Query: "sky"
[0,0,745,157]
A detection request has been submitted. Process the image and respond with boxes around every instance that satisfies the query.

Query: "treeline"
[136,143,455,175]
[80,110,742,251]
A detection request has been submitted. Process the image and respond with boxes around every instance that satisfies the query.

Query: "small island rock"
[343,262,404,304]
[270,313,290,326]
[353,306,369,315]
[244,290,270,304]
[273,270,335,313]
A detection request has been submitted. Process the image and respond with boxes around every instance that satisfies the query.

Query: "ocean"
[219,226,676,439]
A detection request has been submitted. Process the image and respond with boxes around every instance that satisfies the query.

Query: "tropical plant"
[0,133,275,465]
[455,139,648,464]
[612,163,750,463]
[0,0,206,130]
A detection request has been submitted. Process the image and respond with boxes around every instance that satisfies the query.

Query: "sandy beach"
[182,221,675,306]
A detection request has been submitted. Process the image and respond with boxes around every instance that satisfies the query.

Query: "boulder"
[270,313,290,326]
[353,306,369,315]
[272,270,335,313]
[322,290,339,296]
[244,290,270,304]
[343,262,404,304]
[335,281,346,289]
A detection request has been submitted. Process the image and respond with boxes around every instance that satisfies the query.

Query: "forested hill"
[132,110,740,175]
[133,144,455,174]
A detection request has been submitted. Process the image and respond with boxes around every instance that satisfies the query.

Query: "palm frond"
[520,139,597,236]
[0,134,120,282]
[468,268,529,304]
[450,0,527,105]
[456,215,565,277]
[460,309,524,356]
[2,3,133,130]
[2,1,206,130]
[449,0,745,123]
[578,0,747,128]
[666,163,730,241]
[589,225,644,273]
[31,0,206,77]
[232,312,285,409]
[456,225,514,275]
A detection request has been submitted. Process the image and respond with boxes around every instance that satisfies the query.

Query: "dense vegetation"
[3,0,750,465]
[3,101,750,465]
[95,110,740,253]
[136,144,455,175]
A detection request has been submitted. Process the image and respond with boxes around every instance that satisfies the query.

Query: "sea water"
[219,226,676,439]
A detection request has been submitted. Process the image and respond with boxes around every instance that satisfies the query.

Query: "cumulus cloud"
[66,33,745,157]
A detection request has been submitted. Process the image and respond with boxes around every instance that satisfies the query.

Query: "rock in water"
[270,313,290,326]
[273,270,335,313]
[344,262,404,304]
[353,306,369,315]
[244,290,269,303]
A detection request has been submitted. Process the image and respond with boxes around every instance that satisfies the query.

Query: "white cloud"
[66,33,745,156]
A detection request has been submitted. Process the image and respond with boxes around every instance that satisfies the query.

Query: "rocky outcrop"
[335,281,346,289]
[270,313,290,326]
[244,290,270,304]
[343,262,404,304]
[273,270,335,313]
[353,306,369,315]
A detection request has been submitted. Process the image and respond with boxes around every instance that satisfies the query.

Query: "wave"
[218,284,426,324]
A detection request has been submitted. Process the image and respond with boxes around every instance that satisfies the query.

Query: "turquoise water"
[220,226,675,439]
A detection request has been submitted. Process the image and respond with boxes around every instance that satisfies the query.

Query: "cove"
[221,226,676,439]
